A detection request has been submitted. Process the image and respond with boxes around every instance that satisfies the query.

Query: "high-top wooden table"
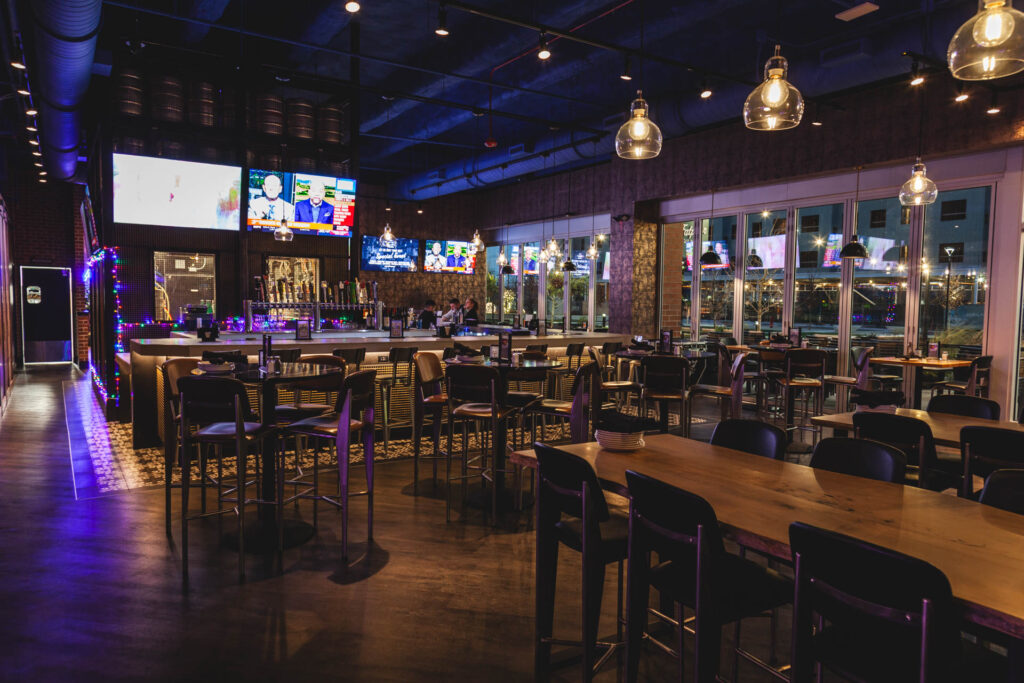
[511,433,1024,640]
[870,356,972,408]
[810,407,1024,448]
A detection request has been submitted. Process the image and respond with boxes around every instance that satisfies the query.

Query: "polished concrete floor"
[0,367,793,682]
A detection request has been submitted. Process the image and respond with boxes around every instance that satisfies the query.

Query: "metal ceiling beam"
[436,0,759,88]
[102,1,601,109]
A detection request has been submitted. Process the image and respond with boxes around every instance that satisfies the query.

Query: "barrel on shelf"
[324,159,351,178]
[261,153,283,171]
[188,81,217,127]
[291,156,316,172]
[316,103,347,144]
[220,87,237,129]
[150,75,184,123]
[287,99,315,139]
[154,140,185,159]
[114,136,146,155]
[115,68,144,117]
[256,94,285,136]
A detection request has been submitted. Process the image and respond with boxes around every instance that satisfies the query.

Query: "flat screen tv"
[113,154,241,230]
[684,240,731,269]
[745,234,787,270]
[247,169,355,237]
[423,240,477,274]
[361,236,418,272]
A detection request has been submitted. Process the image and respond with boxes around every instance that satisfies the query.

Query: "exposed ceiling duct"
[28,0,102,180]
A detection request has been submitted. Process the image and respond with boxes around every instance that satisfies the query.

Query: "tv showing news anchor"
[246,169,355,237]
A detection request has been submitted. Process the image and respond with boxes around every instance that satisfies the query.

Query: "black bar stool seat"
[195,421,266,439]
[452,402,516,420]
[288,413,365,437]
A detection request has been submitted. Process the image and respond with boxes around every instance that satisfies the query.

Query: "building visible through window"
[940,199,968,221]
[869,209,886,228]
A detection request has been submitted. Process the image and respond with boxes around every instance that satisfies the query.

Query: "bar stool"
[551,342,585,399]
[588,347,640,411]
[412,352,447,493]
[526,343,548,353]
[507,351,547,446]
[284,370,377,560]
[534,443,627,682]
[686,352,747,436]
[275,347,302,363]
[176,375,272,584]
[273,355,344,424]
[161,357,200,537]
[789,522,965,683]
[932,354,993,398]
[201,349,247,365]
[639,355,691,434]
[624,470,791,683]
[823,346,873,410]
[377,347,417,455]
[748,348,785,419]
[445,364,517,523]
[333,347,366,371]
[778,348,826,441]
[525,361,598,444]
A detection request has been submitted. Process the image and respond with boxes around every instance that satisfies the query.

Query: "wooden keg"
[114,136,146,155]
[150,74,184,123]
[188,81,217,127]
[115,68,144,117]
[256,94,285,136]
[316,103,347,144]
[220,87,237,129]
[287,98,315,139]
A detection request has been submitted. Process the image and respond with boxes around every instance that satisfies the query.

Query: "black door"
[21,267,72,363]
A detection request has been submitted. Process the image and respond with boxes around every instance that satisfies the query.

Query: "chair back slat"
[853,412,936,471]
[710,418,786,460]
[625,470,724,561]
[344,370,377,417]
[810,437,907,483]
[640,356,690,395]
[784,348,826,381]
[177,376,253,426]
[928,394,1000,420]
[446,364,503,407]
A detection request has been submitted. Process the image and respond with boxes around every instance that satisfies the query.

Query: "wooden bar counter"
[128,329,628,447]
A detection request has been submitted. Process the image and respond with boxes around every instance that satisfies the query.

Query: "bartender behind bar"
[439,298,460,325]
[418,300,438,329]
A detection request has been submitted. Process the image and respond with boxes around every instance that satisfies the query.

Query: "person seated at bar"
[440,298,460,325]
[463,297,480,326]
[418,300,438,329]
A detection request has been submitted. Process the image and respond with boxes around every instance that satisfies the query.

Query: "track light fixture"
[31,150,41,157]
[699,81,712,99]
[987,91,1002,113]
[25,108,37,116]
[10,60,25,70]
[955,83,970,101]
[416,203,424,214]
[537,34,551,60]
[344,1,361,13]
[620,55,632,81]
[16,88,29,96]
[910,61,925,85]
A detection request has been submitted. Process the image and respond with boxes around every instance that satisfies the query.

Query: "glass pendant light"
[470,229,484,254]
[841,166,869,260]
[381,222,395,243]
[743,45,804,131]
[700,190,722,266]
[586,212,599,261]
[948,0,1024,80]
[899,157,939,206]
[274,218,294,242]
[615,90,662,159]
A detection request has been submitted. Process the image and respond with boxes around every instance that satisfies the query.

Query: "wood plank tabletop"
[810,408,1024,448]
[870,356,972,368]
[511,433,1024,638]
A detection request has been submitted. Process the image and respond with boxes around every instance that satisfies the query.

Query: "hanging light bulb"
[382,222,395,242]
[616,90,662,159]
[497,249,507,267]
[948,0,1024,80]
[743,45,804,131]
[470,229,484,254]
[586,241,599,260]
[899,157,939,206]
[274,218,294,242]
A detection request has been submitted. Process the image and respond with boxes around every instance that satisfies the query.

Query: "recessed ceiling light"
[39,170,47,176]
[34,162,42,167]
[28,139,38,146]
[700,87,712,99]
[26,125,36,132]
[32,151,41,157]
[38,178,47,183]
[344,1,360,12]
[10,60,26,70]
[25,108,37,116]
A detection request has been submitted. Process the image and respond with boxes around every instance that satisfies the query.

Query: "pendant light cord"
[916,86,926,159]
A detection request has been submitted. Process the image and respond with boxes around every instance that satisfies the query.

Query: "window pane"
[851,197,909,355]
[154,251,216,321]
[793,204,843,340]
[568,237,590,330]
[501,245,519,323]
[675,220,695,332]
[522,242,539,319]
[545,238,565,328]
[743,210,786,342]
[595,237,610,331]
[485,245,501,322]
[698,215,736,336]
[918,187,989,356]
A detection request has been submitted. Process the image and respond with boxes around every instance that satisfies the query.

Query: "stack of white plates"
[594,430,645,452]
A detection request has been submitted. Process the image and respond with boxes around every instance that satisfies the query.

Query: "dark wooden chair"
[853,412,959,491]
[928,394,1000,420]
[412,352,447,493]
[979,469,1024,514]
[710,418,786,460]
[809,437,907,483]
[526,361,598,444]
[639,355,690,434]
[932,354,992,398]
[790,521,965,683]
[959,426,1024,498]
[534,443,627,682]
[823,346,873,408]
[687,352,747,436]
[624,470,791,682]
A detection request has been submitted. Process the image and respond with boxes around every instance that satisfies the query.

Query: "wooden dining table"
[511,433,1024,641]
[870,356,972,408]
[810,407,1024,448]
